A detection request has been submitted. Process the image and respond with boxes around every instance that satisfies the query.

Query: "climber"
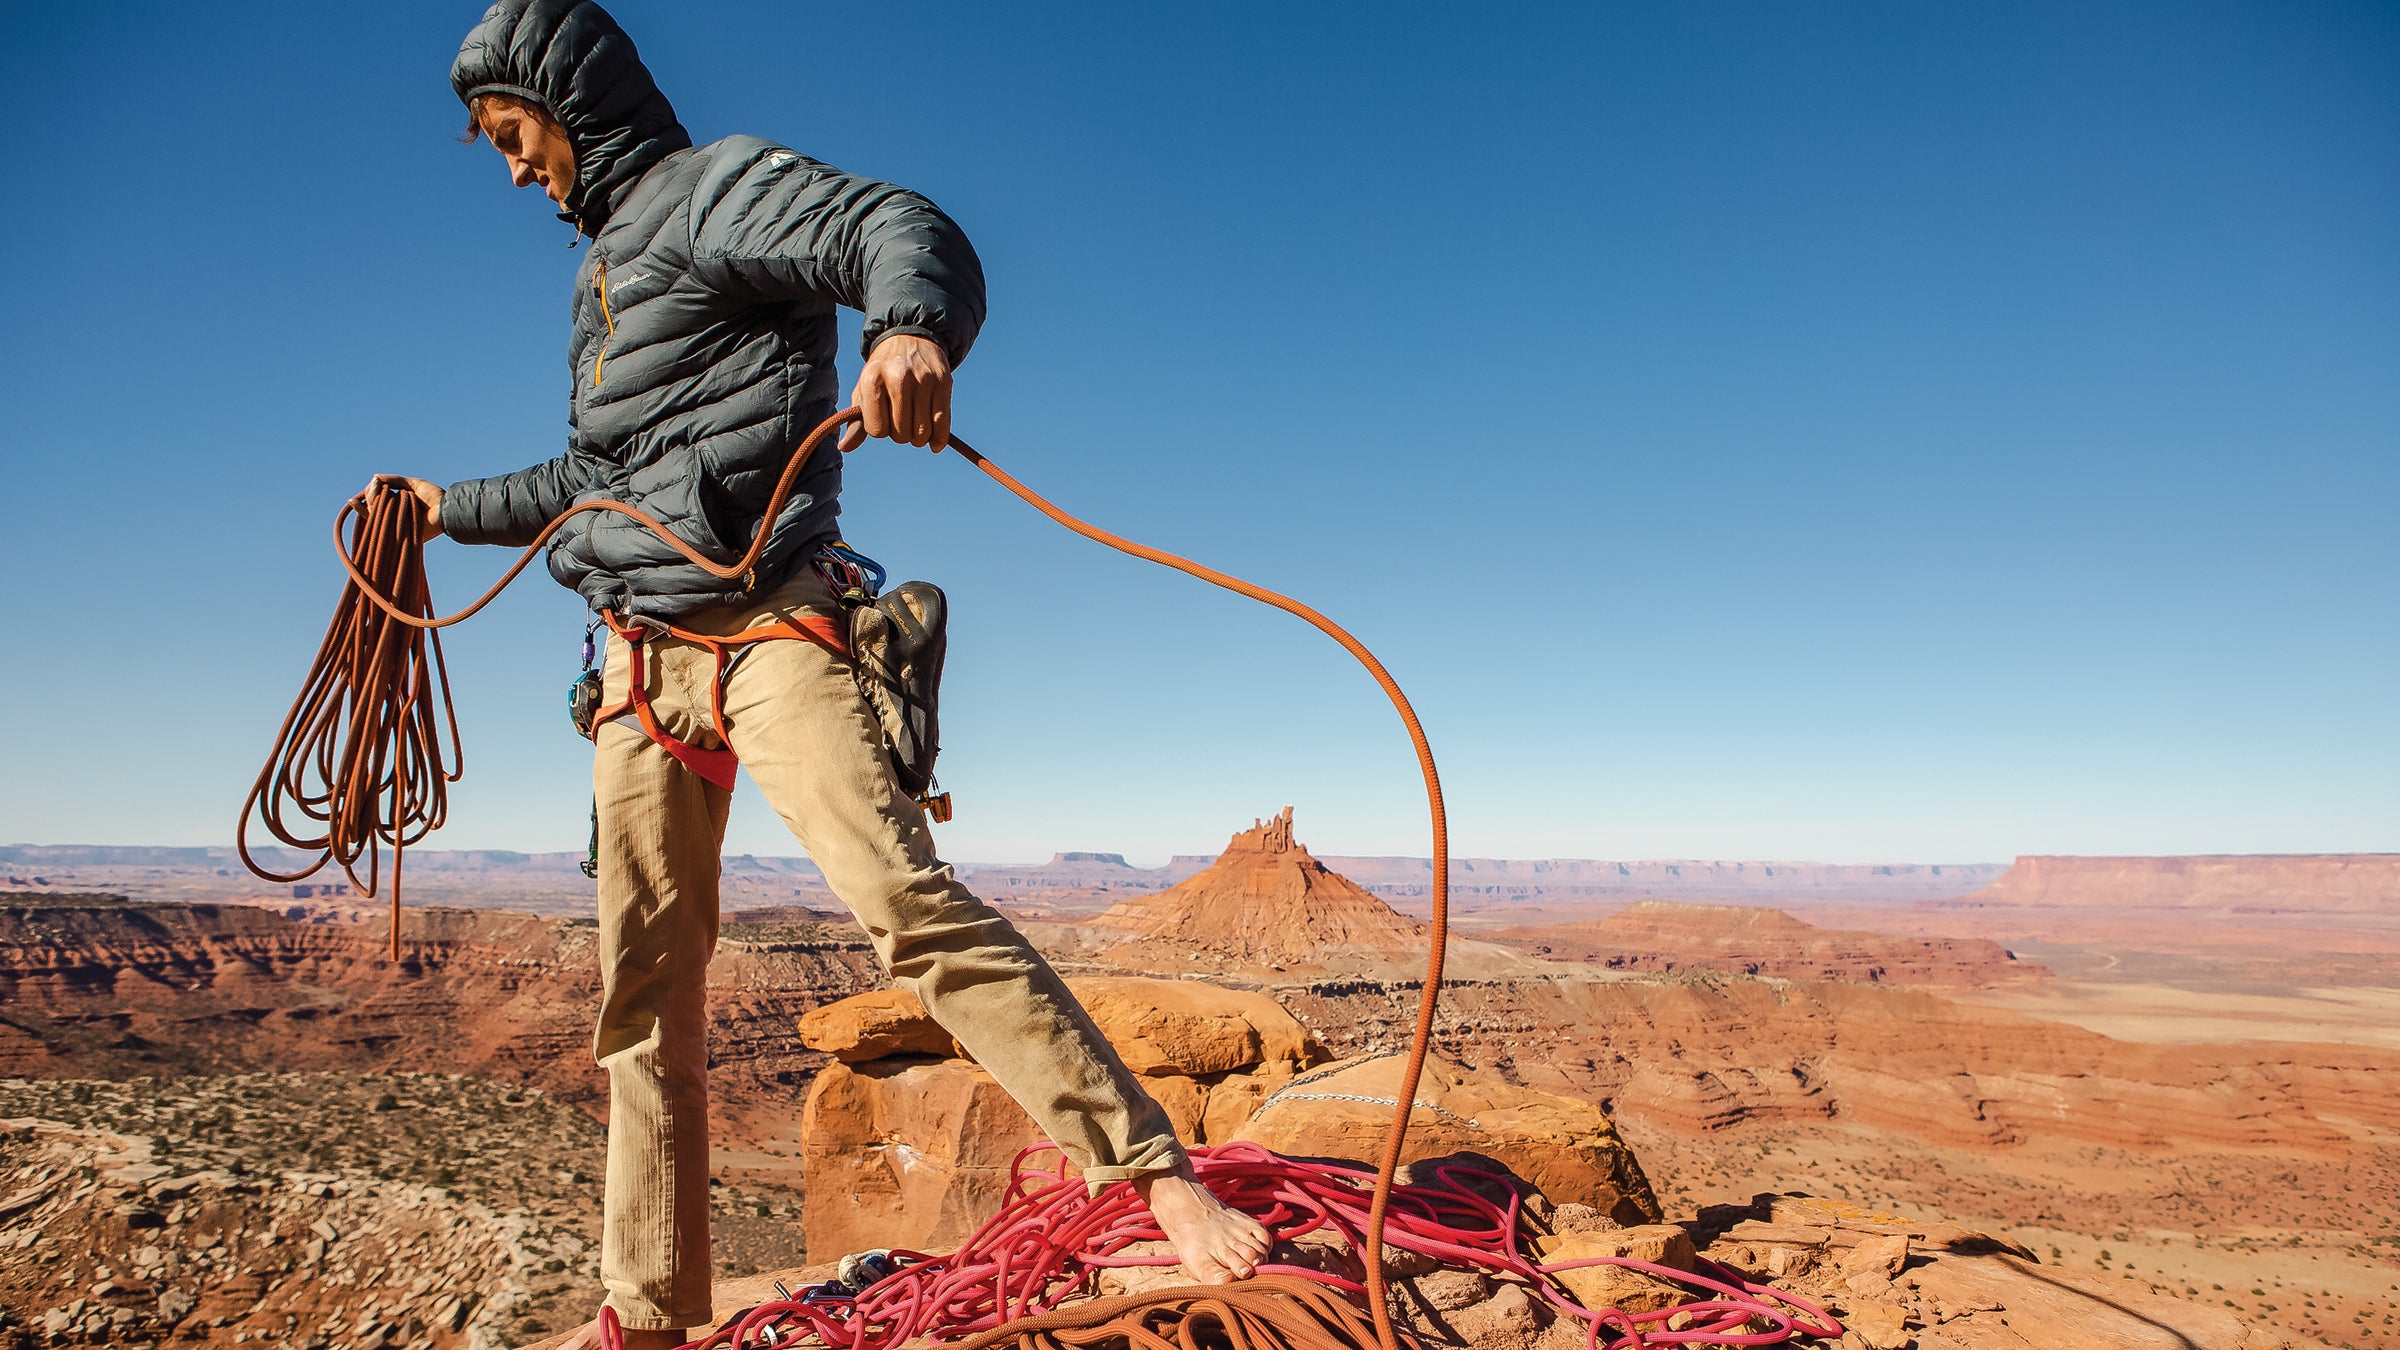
[372,3,1268,1345]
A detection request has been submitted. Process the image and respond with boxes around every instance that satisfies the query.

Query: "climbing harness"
[570,542,950,821]
[233,406,1819,1350]
[558,540,950,867]
[581,605,850,791]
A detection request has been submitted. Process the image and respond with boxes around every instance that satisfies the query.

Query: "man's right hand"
[368,475,445,542]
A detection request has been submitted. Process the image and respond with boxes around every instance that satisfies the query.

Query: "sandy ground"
[1953,979,2400,1050]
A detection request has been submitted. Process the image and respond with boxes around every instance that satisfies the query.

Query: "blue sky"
[1,2,2393,864]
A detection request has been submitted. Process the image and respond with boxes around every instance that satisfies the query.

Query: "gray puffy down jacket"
[439,0,986,620]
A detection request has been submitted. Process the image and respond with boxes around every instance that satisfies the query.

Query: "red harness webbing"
[591,609,849,790]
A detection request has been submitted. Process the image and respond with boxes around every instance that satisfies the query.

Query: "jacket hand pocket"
[622,449,736,565]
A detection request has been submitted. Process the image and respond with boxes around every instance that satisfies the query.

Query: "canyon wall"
[1958,853,2400,916]
[0,895,886,1112]
[1498,901,2042,987]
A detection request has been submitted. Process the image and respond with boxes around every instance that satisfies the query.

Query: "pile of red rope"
[631,1141,1840,1350]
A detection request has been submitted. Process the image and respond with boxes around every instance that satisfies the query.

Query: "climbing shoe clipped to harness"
[816,544,952,821]
[851,582,950,817]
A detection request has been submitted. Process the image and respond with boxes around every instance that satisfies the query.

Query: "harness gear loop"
[576,615,606,880]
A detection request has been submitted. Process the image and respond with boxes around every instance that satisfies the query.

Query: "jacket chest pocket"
[571,256,615,424]
[589,256,618,387]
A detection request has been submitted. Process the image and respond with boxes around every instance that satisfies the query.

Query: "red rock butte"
[1085,808,1426,965]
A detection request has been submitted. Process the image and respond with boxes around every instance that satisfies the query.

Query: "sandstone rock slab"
[1441,1280,1547,1350]
[1761,1193,2034,1260]
[1408,1267,1491,1312]
[799,1058,1045,1263]
[1533,1225,1694,1314]
[1228,1053,1661,1225]
[1841,1234,1910,1280]
[1141,1074,1209,1144]
[795,988,959,1062]
[1908,1252,2277,1350]
[1198,1064,1288,1143]
[793,977,1322,1080]
[1066,977,1322,1077]
[1842,1296,1915,1349]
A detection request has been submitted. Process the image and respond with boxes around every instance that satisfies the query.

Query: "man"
[379,2,1269,1344]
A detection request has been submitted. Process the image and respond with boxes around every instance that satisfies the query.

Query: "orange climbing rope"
[235,486,458,960]
[939,429,1451,1350]
[239,407,1449,1350]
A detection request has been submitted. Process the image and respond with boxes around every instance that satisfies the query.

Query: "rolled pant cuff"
[603,1297,710,1332]
[1080,1148,1189,1195]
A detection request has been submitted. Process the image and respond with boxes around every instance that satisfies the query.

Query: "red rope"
[633,1142,1840,1350]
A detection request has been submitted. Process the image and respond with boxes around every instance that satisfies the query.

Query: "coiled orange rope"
[239,408,1448,1350]
[235,489,459,960]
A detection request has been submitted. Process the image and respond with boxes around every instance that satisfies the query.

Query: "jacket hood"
[451,0,692,234]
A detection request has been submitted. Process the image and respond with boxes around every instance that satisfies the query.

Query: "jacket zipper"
[592,257,616,387]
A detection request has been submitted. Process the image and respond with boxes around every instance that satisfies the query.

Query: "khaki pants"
[591,569,1183,1329]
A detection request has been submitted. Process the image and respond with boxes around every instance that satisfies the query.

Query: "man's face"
[481,104,577,207]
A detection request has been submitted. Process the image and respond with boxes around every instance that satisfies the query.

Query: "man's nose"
[510,158,538,188]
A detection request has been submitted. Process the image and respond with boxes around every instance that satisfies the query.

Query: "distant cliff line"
[2,843,2009,896]
[10,846,2394,914]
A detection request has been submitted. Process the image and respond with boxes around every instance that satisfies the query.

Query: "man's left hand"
[842,333,952,452]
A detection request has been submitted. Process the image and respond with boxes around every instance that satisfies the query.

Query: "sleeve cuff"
[862,324,952,363]
[439,479,484,544]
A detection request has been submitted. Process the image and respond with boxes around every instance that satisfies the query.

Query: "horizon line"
[8,842,2399,869]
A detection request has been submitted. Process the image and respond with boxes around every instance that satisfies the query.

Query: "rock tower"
[1085,808,1425,966]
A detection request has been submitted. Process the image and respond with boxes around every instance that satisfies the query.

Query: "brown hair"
[459,91,552,145]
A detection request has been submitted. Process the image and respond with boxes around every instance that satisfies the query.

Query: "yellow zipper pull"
[593,258,615,387]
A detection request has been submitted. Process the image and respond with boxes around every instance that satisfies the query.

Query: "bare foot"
[553,1316,686,1350]
[1135,1164,1272,1285]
